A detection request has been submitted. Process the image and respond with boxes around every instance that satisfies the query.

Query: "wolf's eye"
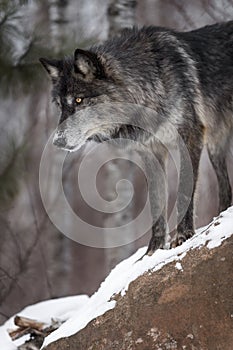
[76,97,82,104]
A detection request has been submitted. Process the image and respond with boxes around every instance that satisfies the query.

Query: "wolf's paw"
[170,230,194,248]
[145,237,166,256]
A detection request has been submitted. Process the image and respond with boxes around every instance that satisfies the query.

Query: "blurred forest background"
[1,0,233,325]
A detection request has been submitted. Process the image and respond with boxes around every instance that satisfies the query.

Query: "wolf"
[40,21,233,254]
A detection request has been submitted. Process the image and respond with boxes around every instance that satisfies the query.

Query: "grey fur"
[40,21,233,254]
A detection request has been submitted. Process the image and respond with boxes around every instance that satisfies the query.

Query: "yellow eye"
[76,97,82,104]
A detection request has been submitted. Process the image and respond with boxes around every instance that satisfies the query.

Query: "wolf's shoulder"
[93,21,233,52]
[91,25,179,58]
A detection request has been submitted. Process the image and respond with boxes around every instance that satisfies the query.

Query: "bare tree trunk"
[104,0,138,273]
[108,0,137,37]
[48,0,69,53]
[46,0,72,294]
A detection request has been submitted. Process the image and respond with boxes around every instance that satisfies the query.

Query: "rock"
[44,235,233,350]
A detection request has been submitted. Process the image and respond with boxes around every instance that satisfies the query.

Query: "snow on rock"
[0,295,89,350]
[1,206,233,350]
[175,261,183,271]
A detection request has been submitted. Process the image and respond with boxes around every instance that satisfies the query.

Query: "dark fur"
[40,21,233,254]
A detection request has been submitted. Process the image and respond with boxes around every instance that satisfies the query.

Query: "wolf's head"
[40,48,142,151]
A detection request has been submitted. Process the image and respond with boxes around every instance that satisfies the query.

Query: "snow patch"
[175,262,183,271]
[0,295,89,349]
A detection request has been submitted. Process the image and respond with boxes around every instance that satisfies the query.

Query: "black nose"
[53,136,67,148]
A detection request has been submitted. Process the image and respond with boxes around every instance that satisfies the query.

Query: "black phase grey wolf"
[40,21,233,254]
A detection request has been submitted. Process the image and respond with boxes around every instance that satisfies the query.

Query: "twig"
[8,315,63,343]
[14,315,45,330]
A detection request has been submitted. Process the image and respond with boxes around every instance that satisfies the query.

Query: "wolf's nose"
[53,136,67,148]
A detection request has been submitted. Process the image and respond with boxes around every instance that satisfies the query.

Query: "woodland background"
[1,0,233,324]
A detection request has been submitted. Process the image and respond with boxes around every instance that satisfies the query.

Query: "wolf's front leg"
[146,211,167,255]
[139,147,168,255]
[171,122,204,248]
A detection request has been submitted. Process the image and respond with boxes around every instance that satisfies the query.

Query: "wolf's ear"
[74,49,105,80]
[39,58,61,81]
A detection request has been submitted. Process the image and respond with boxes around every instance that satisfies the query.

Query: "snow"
[1,206,233,350]
[175,262,183,271]
[0,295,89,350]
